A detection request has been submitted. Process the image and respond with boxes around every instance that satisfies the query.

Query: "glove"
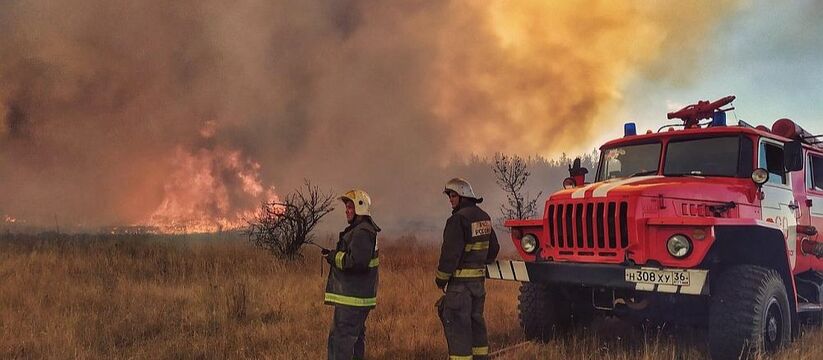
[435,277,448,291]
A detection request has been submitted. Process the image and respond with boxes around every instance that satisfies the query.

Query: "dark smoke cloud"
[0,1,739,231]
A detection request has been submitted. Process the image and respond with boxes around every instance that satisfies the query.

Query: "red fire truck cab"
[487,96,823,359]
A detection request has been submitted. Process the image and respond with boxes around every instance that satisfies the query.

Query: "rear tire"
[518,283,571,341]
[708,265,791,359]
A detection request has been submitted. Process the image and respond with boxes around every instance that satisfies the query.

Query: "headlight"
[521,234,538,254]
[666,234,692,258]
[751,168,769,186]
[562,177,576,189]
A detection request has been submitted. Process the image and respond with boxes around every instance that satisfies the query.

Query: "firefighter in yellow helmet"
[436,178,500,360]
[323,189,380,360]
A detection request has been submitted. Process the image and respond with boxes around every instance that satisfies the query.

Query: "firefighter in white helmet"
[323,189,380,360]
[436,178,499,359]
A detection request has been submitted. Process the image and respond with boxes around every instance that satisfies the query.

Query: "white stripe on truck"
[498,261,515,280]
[571,182,600,199]
[591,176,662,198]
[512,261,530,282]
[486,261,502,280]
[487,260,529,281]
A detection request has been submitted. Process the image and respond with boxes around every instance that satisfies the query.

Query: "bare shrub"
[492,153,542,221]
[245,180,334,259]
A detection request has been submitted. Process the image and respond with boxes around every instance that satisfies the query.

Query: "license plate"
[625,269,690,286]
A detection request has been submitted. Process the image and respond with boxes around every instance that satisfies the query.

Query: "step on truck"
[486,95,823,359]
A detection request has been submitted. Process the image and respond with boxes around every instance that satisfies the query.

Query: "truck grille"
[547,201,630,257]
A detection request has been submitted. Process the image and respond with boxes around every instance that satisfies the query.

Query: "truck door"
[804,152,823,270]
[759,139,798,269]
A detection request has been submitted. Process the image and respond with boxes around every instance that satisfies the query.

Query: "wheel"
[518,282,572,341]
[708,265,791,359]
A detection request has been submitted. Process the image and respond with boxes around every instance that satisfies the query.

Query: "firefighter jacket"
[436,200,500,287]
[324,216,380,308]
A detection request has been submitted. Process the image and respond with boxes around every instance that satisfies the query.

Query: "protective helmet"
[443,178,482,203]
[339,189,372,216]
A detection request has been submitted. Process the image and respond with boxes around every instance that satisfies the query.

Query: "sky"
[600,0,823,148]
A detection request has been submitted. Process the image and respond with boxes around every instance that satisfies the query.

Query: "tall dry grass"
[0,233,822,359]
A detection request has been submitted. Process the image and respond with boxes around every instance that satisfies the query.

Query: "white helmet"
[443,178,483,203]
[339,189,372,216]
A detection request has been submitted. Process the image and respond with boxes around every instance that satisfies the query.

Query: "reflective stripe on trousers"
[449,346,489,360]
[325,293,377,307]
[447,348,488,359]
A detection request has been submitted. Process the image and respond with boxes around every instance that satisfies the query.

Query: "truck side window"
[759,142,786,185]
[811,155,823,191]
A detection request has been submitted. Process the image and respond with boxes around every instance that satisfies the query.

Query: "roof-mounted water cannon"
[667,95,736,129]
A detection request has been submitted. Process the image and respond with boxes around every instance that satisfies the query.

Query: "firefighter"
[323,189,380,360]
[436,178,500,360]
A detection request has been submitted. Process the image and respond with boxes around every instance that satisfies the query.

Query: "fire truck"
[486,96,823,359]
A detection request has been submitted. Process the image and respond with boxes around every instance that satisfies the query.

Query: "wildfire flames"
[144,147,278,233]
[143,123,279,234]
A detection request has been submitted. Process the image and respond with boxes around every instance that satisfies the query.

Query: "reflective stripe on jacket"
[437,201,500,283]
[324,217,380,308]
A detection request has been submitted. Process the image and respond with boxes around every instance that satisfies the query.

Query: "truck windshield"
[664,136,747,177]
[597,142,662,181]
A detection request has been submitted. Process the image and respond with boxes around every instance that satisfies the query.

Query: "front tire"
[708,265,791,359]
[518,283,571,341]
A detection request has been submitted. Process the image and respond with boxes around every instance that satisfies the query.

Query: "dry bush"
[0,233,822,359]
[246,180,334,260]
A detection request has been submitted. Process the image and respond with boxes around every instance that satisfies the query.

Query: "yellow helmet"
[444,177,483,202]
[339,189,372,216]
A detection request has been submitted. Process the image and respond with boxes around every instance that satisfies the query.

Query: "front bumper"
[486,260,710,296]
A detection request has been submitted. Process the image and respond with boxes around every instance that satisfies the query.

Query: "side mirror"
[784,141,804,172]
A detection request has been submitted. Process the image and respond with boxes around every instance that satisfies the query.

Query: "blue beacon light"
[710,111,727,127]
[624,122,637,137]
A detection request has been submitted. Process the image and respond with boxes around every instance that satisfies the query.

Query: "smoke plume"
[0,0,739,231]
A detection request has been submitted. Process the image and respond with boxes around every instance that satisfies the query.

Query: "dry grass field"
[1,233,823,359]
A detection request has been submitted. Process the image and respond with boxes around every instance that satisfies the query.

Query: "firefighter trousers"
[328,305,371,360]
[438,281,489,359]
